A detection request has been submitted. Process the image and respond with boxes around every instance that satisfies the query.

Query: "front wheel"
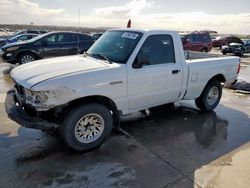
[61,103,113,151]
[201,48,208,52]
[195,81,222,112]
[236,50,244,57]
[18,52,37,64]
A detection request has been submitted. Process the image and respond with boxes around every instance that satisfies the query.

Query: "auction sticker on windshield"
[122,32,138,40]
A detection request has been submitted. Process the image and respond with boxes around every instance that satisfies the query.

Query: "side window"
[27,31,39,34]
[59,33,78,42]
[29,35,36,39]
[134,35,175,66]
[42,34,57,43]
[201,34,211,42]
[186,34,194,42]
[70,34,78,42]
[58,34,64,42]
[18,35,28,40]
[193,34,202,42]
[79,34,94,41]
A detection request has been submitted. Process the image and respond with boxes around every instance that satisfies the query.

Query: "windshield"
[9,34,24,41]
[87,30,143,64]
[12,31,23,36]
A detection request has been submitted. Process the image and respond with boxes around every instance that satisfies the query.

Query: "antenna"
[77,7,80,54]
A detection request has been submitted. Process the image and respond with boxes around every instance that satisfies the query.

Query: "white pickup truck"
[5,29,240,151]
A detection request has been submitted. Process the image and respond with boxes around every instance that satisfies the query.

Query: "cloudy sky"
[0,0,250,34]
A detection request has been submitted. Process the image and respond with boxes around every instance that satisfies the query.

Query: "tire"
[201,48,208,52]
[18,52,37,64]
[222,51,226,55]
[61,103,113,151]
[195,81,222,112]
[237,50,244,57]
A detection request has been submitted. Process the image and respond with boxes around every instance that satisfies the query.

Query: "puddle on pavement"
[41,162,136,187]
[16,136,63,165]
[121,105,228,150]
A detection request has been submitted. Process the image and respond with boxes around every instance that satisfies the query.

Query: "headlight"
[34,91,48,103]
[25,89,48,104]
[25,89,62,105]
[6,46,19,52]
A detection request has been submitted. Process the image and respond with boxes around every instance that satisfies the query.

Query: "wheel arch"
[17,50,39,62]
[63,95,121,128]
[207,74,226,84]
[198,74,225,99]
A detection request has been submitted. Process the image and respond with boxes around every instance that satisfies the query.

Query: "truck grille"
[14,83,26,105]
[15,84,25,95]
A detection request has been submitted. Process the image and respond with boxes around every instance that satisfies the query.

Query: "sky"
[0,0,250,34]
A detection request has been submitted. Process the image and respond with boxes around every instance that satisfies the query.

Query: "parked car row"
[0,31,95,64]
[179,31,250,57]
[180,31,212,52]
[0,28,249,65]
[0,29,48,39]
[0,33,38,47]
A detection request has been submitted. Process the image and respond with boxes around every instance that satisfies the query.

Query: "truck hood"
[11,55,109,89]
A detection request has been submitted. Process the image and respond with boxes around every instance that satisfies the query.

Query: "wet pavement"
[0,58,250,188]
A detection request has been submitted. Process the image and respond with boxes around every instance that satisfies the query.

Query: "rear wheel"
[61,103,113,151]
[201,48,208,52]
[18,52,36,64]
[195,81,222,112]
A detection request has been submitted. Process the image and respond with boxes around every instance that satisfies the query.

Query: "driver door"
[127,35,183,110]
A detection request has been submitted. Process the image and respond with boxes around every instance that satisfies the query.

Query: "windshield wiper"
[92,53,113,64]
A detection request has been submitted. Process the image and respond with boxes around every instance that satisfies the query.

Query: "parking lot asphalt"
[0,53,250,188]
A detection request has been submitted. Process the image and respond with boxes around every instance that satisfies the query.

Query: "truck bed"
[185,51,223,60]
[184,54,240,100]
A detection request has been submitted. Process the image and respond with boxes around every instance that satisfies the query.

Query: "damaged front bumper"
[5,90,59,131]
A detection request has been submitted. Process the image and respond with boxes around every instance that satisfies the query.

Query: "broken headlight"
[25,89,62,106]
[25,89,48,104]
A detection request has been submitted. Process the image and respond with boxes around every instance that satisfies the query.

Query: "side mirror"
[133,54,150,68]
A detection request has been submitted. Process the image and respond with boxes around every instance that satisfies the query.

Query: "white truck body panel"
[10,29,240,115]
[184,56,239,99]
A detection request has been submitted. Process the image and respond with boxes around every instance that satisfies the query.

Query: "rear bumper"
[5,90,59,131]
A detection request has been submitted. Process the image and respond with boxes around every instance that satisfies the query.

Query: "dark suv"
[180,32,212,52]
[0,31,95,64]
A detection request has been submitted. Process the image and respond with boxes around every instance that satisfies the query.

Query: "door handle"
[172,69,181,74]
